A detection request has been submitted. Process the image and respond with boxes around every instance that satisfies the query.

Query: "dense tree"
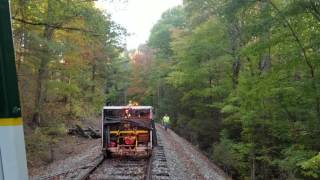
[144,1,320,179]
[11,0,127,164]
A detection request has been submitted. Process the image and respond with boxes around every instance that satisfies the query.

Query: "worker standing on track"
[162,114,170,131]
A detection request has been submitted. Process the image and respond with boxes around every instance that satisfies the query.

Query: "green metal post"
[0,1,28,179]
[0,0,22,119]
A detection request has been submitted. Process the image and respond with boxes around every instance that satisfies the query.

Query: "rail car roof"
[103,106,153,110]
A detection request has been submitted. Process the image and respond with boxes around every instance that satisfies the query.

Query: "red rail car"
[102,106,156,157]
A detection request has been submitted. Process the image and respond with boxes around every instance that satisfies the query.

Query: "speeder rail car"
[102,106,156,157]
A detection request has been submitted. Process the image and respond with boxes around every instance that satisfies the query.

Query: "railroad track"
[83,133,170,180]
[85,156,149,180]
[150,140,170,180]
[36,136,170,180]
[85,147,170,179]
[36,155,104,180]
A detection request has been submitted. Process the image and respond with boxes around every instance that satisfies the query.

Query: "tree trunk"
[232,56,240,89]
[251,152,256,180]
[91,60,96,93]
[32,0,55,126]
[259,47,271,73]
[229,22,242,89]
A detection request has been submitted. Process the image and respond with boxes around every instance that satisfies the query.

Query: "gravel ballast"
[156,124,230,180]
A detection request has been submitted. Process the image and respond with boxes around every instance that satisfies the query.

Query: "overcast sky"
[95,0,182,50]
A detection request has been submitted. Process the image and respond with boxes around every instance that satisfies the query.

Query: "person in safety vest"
[162,114,170,131]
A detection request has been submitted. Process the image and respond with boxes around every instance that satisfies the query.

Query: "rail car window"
[104,109,151,121]
[104,109,123,121]
[130,109,151,119]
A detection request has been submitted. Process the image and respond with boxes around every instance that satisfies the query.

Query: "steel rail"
[145,153,153,180]
[79,155,105,180]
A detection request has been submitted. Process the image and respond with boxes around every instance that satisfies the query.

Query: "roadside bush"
[25,128,52,164]
[300,153,320,179]
[25,124,66,165]
[212,137,251,179]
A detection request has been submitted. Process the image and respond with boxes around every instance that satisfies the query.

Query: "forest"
[10,0,128,166]
[10,0,320,179]
[134,0,320,179]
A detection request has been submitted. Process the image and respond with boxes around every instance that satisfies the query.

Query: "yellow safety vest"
[163,116,170,124]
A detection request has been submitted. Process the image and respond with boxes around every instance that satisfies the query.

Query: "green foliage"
[213,133,254,178]
[12,0,126,121]
[148,6,185,59]
[300,153,320,178]
[145,0,320,179]
[11,0,127,164]
[276,145,316,178]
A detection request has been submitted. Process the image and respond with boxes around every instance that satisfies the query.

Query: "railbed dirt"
[29,138,101,180]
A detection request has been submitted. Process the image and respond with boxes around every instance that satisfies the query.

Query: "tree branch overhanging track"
[267,0,314,78]
[12,17,103,36]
